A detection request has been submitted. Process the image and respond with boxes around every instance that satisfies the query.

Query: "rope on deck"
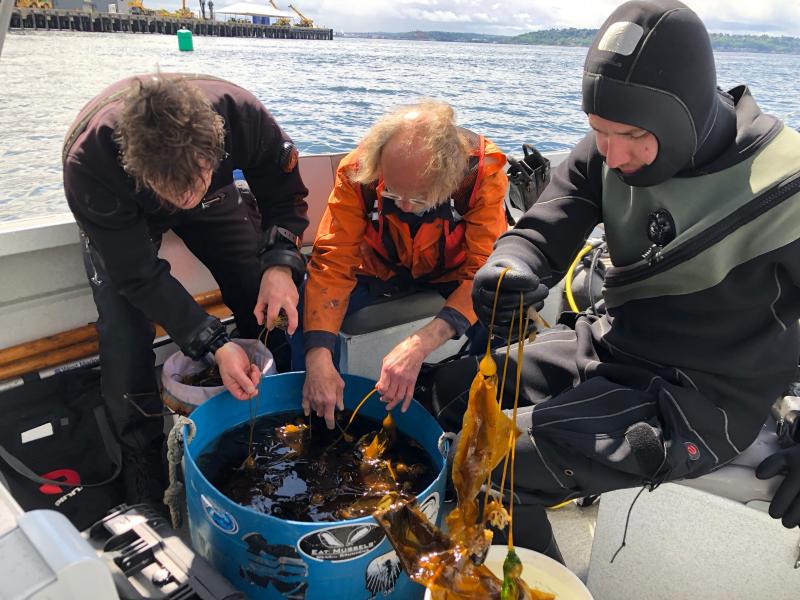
[164,416,196,529]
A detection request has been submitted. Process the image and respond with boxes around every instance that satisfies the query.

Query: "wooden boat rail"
[0,289,230,382]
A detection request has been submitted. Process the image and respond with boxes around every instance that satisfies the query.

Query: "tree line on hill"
[342,28,800,54]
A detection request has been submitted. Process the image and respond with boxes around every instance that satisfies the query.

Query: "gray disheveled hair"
[351,99,470,208]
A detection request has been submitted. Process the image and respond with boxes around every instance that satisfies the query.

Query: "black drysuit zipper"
[605,171,800,288]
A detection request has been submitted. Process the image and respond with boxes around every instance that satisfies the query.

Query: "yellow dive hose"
[565,244,594,313]
[547,242,600,509]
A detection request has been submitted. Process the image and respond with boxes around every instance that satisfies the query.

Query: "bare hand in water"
[303,348,344,429]
[378,317,456,413]
[377,338,426,413]
[215,342,260,400]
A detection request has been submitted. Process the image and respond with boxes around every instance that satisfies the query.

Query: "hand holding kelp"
[373,268,555,599]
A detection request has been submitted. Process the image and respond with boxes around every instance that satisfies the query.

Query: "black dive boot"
[121,440,167,513]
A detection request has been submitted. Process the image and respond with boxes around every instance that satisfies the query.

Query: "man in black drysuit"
[438,0,800,560]
[63,74,309,505]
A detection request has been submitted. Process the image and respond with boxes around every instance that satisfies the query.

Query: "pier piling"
[8,7,333,40]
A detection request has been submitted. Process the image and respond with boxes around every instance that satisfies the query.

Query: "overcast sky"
[221,0,800,37]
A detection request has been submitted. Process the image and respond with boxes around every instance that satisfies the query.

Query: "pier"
[8,7,333,39]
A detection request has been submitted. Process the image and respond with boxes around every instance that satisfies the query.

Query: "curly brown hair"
[114,75,226,200]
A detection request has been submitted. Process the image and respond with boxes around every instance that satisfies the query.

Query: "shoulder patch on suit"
[280,142,299,173]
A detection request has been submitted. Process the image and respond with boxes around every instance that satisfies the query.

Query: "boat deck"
[550,501,597,582]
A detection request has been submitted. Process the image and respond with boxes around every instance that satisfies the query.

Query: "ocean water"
[0,32,798,222]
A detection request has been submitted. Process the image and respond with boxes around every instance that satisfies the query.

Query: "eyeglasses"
[381,188,428,209]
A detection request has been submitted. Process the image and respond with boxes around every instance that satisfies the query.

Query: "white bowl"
[423,545,593,599]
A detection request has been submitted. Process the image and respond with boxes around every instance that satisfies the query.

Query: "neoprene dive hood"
[582,0,735,187]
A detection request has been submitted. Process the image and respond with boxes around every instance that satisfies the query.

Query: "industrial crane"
[171,0,193,19]
[128,0,157,15]
[288,3,312,27]
[152,0,193,18]
[129,0,192,18]
[15,0,53,8]
[268,0,291,27]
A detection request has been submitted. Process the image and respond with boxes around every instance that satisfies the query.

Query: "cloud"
[293,0,800,36]
[691,1,800,35]
[401,8,500,24]
[157,0,800,36]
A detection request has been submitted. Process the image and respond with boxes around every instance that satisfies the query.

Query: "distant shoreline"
[339,28,800,55]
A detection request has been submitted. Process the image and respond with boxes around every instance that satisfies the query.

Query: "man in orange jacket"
[293,100,508,428]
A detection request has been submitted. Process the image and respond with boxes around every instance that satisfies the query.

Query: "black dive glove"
[472,254,549,338]
[756,445,800,528]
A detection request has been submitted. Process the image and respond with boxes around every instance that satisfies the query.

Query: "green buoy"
[177,28,193,52]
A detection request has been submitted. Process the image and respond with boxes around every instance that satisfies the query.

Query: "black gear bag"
[505,143,551,225]
[0,368,125,529]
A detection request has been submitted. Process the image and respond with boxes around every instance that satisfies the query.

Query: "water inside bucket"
[180,364,223,387]
[184,373,447,600]
[195,410,436,522]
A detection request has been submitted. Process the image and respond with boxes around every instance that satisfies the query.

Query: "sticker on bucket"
[420,492,440,524]
[240,532,309,598]
[201,494,239,534]
[298,523,385,562]
[365,550,402,598]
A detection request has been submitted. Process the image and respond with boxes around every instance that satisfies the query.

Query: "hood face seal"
[582,0,722,187]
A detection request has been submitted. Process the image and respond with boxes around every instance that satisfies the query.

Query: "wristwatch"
[207,330,231,355]
[261,225,302,251]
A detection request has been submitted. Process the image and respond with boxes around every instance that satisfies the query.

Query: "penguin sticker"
[365,551,402,598]
[239,532,309,599]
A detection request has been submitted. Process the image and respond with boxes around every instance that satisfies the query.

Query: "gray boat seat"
[340,290,445,336]
[587,421,800,600]
[337,291,462,380]
[677,421,781,506]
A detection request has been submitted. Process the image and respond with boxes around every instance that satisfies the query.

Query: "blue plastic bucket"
[184,372,448,600]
